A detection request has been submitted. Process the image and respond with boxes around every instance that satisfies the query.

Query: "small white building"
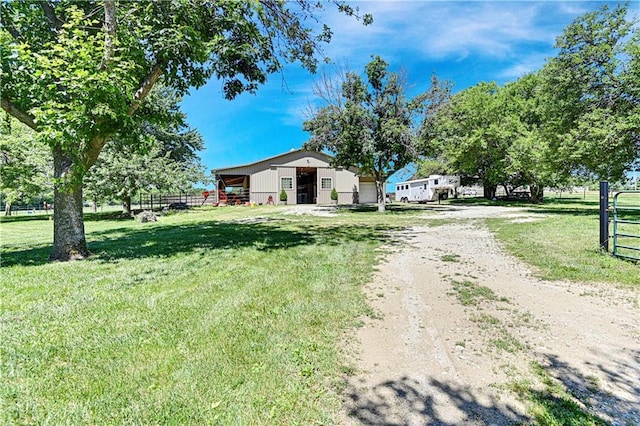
[212,149,379,205]
[395,175,460,203]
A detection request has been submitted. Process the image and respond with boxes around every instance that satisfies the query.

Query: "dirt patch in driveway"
[343,205,640,425]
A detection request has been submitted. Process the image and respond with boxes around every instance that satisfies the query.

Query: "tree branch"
[128,61,165,116]
[99,0,117,70]
[1,98,38,130]
[83,135,109,169]
[41,2,63,31]
[1,6,23,41]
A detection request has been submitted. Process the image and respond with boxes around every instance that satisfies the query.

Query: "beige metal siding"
[336,170,358,191]
[336,169,359,204]
[316,168,335,204]
[282,155,330,168]
[278,167,296,204]
[251,168,277,192]
[215,149,378,206]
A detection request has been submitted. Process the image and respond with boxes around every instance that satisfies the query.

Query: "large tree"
[1,1,371,260]
[539,2,639,181]
[304,56,450,212]
[424,81,508,199]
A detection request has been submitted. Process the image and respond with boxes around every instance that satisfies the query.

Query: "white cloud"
[318,1,613,64]
[498,52,550,80]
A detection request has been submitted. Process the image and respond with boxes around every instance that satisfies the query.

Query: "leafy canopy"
[304,56,449,211]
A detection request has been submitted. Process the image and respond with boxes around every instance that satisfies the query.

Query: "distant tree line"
[417,3,639,202]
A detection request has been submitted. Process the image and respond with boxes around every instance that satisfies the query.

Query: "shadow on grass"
[346,375,526,425]
[527,351,640,425]
[0,244,52,267]
[1,218,398,267]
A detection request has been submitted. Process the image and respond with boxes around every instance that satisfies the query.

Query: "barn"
[212,149,379,205]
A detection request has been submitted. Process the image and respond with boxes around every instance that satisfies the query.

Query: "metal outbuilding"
[212,149,378,205]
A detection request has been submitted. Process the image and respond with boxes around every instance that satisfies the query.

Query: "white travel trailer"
[395,175,460,203]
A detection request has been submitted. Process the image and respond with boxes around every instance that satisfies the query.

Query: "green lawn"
[0,205,424,425]
[475,194,640,287]
[1,199,637,424]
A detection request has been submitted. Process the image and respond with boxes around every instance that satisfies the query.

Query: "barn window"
[434,179,439,185]
[321,177,333,190]
[281,177,293,190]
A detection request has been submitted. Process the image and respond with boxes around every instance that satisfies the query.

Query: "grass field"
[471,193,640,287]
[0,205,426,425]
[1,197,638,424]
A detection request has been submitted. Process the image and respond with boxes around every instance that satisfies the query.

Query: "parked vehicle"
[395,175,460,203]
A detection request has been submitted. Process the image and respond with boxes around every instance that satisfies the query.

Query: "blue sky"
[180,1,632,184]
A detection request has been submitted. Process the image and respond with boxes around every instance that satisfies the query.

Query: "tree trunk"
[49,147,90,261]
[122,195,132,216]
[4,202,11,216]
[483,183,497,200]
[376,179,386,213]
[530,184,544,203]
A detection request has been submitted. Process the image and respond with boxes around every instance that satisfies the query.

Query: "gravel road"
[343,205,640,425]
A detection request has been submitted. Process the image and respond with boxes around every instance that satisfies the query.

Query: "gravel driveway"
[343,205,640,425]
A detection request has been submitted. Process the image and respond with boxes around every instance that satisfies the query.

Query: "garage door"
[359,182,378,204]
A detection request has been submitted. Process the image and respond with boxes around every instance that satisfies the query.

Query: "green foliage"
[425,4,638,200]
[0,116,52,210]
[84,85,207,211]
[539,3,639,181]
[511,362,609,425]
[1,1,370,259]
[330,187,338,201]
[412,158,450,179]
[425,82,506,192]
[305,56,450,211]
[450,279,505,306]
[440,253,460,262]
[426,75,559,201]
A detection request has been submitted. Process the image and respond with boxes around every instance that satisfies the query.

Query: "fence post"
[599,181,609,251]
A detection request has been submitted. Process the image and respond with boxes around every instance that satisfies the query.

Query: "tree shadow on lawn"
[1,219,398,267]
[532,351,640,425]
[346,375,526,425]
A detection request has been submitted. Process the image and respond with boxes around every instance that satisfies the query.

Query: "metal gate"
[612,191,640,261]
